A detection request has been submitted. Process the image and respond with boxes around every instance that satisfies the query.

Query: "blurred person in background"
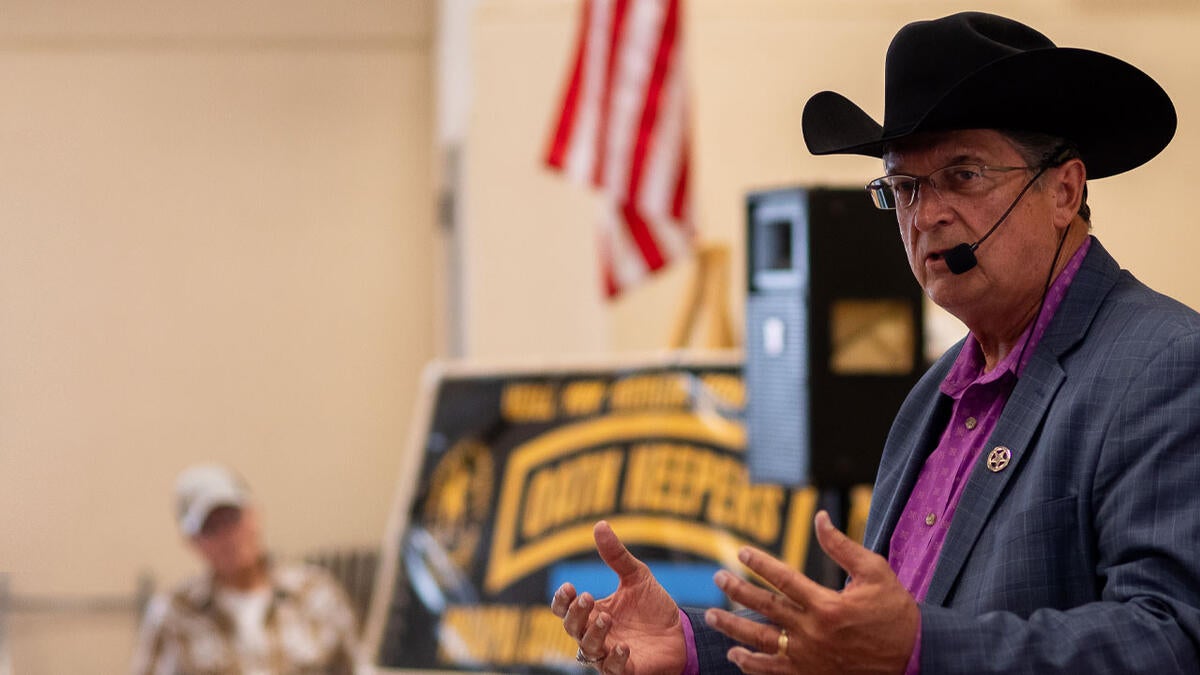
[130,463,369,675]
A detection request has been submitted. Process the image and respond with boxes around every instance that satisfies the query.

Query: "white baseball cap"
[174,464,250,537]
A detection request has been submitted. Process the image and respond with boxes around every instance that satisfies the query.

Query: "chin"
[924,281,973,315]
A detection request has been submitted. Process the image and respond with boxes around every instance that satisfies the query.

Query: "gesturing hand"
[550,521,687,674]
[705,510,918,674]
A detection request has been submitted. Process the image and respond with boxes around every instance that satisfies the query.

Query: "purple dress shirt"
[892,236,1090,673]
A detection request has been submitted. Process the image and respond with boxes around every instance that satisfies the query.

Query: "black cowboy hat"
[801,12,1176,178]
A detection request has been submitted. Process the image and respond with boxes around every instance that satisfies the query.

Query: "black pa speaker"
[745,187,925,488]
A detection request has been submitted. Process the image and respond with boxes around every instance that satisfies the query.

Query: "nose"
[907,180,953,232]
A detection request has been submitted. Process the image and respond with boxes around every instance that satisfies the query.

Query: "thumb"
[814,510,878,581]
[594,520,648,582]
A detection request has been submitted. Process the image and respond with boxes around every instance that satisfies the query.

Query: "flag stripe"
[637,31,687,219]
[621,203,666,271]
[625,0,679,206]
[544,0,593,169]
[593,0,631,187]
[611,0,680,272]
[599,0,658,203]
[601,0,665,281]
[608,205,651,290]
[672,148,688,221]
[565,0,613,183]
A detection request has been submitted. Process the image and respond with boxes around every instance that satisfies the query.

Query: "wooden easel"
[667,242,738,349]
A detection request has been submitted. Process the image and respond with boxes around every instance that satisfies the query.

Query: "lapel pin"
[987,446,1012,472]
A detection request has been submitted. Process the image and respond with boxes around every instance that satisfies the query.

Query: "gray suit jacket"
[689,239,1200,673]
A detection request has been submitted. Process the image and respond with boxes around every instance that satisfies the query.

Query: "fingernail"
[704,609,718,626]
[595,616,606,629]
[713,571,727,588]
[738,548,750,563]
[615,645,627,657]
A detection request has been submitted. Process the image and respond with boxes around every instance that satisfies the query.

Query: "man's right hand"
[550,521,687,674]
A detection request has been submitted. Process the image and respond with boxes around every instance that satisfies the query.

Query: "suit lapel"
[922,237,1120,606]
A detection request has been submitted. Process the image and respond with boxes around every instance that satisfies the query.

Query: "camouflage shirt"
[130,562,369,675]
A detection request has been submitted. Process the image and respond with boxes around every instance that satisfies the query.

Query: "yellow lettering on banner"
[518,607,580,664]
[610,374,689,411]
[623,443,707,514]
[438,605,523,664]
[521,449,623,539]
[438,605,578,667]
[622,443,783,544]
[663,444,712,514]
[486,412,745,593]
[707,472,782,543]
[502,383,555,422]
[561,380,607,417]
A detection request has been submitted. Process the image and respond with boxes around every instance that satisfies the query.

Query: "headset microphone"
[944,242,981,274]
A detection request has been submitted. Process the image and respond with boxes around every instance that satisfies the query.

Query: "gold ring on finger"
[576,647,604,666]
[776,628,789,657]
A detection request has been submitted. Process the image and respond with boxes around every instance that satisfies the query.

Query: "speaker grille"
[746,292,808,485]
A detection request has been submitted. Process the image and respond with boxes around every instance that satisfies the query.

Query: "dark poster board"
[365,354,868,673]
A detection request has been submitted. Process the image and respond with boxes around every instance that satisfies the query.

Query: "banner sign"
[367,354,843,673]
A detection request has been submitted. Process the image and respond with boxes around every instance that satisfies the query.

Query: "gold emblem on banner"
[424,439,495,570]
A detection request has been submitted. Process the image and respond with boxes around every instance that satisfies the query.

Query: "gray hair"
[1001,129,1091,225]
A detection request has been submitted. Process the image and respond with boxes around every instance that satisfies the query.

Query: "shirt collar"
[184,556,287,610]
[941,236,1092,398]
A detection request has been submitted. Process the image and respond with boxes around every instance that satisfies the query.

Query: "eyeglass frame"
[864,163,1037,210]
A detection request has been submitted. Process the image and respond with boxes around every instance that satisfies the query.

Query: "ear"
[1050,158,1086,230]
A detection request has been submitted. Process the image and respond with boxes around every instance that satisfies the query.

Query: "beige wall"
[4,0,1200,672]
[467,0,1200,358]
[463,1,612,358]
[0,1,436,672]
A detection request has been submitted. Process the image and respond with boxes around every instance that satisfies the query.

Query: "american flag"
[545,0,694,299]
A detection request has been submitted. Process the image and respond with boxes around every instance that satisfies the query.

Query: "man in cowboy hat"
[552,11,1200,674]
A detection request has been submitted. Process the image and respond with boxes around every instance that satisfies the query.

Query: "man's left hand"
[705,510,919,674]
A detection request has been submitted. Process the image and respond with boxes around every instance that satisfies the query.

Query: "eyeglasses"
[865,163,1035,210]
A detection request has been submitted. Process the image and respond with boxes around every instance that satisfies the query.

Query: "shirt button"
[965,417,978,430]
[925,513,937,526]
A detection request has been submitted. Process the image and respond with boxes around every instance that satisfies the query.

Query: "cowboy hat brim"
[802,47,1176,179]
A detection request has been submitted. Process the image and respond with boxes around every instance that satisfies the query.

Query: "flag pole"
[666,241,737,349]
